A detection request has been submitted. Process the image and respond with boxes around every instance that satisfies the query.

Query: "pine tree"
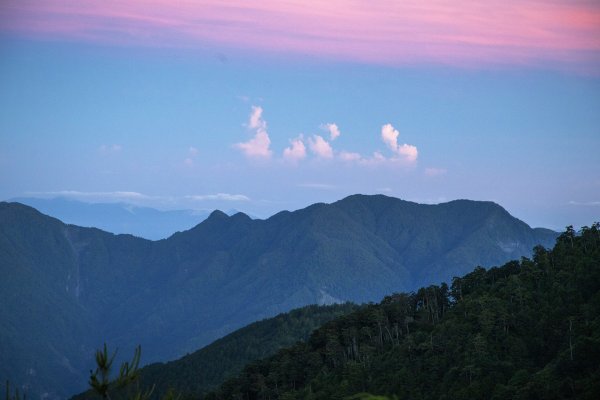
[89,344,154,400]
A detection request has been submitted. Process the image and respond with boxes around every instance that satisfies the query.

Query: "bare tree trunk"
[569,318,574,361]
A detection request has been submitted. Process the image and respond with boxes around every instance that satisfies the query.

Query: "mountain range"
[0,194,557,399]
[8,197,217,240]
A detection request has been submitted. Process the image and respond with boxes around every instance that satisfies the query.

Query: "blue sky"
[1,2,599,230]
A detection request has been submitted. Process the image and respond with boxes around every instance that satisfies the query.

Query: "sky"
[0,0,599,230]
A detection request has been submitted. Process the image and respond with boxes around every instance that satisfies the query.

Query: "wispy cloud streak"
[2,1,599,72]
[25,190,251,203]
[26,190,152,201]
[185,193,250,201]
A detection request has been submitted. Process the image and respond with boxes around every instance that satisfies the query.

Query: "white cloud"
[424,167,447,177]
[185,193,250,201]
[381,123,418,163]
[184,158,194,167]
[233,112,416,166]
[568,200,600,206]
[398,144,418,162]
[322,123,341,141]
[235,106,272,158]
[308,135,333,158]
[248,105,266,130]
[235,131,272,158]
[26,190,252,206]
[283,135,306,162]
[331,124,418,167]
[189,146,199,156]
[381,124,400,152]
[26,190,150,202]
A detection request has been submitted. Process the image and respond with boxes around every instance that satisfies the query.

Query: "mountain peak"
[231,211,252,221]
[207,209,229,220]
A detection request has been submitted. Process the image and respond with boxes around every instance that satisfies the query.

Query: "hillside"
[0,195,557,398]
[72,303,359,400]
[207,224,600,399]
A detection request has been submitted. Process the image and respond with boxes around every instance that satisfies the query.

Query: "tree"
[4,381,25,400]
[89,344,154,400]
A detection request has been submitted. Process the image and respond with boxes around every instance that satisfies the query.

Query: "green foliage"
[88,344,154,400]
[206,223,600,399]
[73,303,359,400]
[89,344,117,397]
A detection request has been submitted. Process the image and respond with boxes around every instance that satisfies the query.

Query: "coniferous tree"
[89,344,154,400]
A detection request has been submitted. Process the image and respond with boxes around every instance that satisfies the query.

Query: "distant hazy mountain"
[9,197,214,240]
[0,195,557,399]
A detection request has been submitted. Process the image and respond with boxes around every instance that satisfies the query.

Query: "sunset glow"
[1,0,599,230]
[2,0,600,72]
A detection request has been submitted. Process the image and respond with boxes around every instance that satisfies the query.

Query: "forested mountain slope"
[72,303,359,400]
[0,195,557,399]
[207,224,600,399]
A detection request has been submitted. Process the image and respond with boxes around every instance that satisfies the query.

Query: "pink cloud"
[381,124,419,163]
[308,135,333,159]
[322,123,340,141]
[248,106,266,130]
[234,105,272,158]
[381,124,401,153]
[283,136,306,163]
[398,144,418,163]
[234,131,271,158]
[2,0,599,72]
[381,124,418,163]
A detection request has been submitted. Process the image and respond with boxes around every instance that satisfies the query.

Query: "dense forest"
[72,304,359,400]
[202,224,600,399]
